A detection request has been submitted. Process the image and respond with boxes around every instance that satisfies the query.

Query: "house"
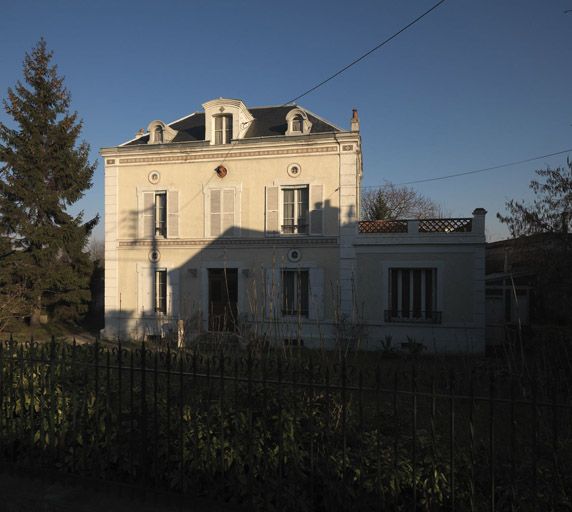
[100,98,486,352]
[485,234,572,347]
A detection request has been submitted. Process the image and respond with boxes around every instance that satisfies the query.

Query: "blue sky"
[1,0,571,241]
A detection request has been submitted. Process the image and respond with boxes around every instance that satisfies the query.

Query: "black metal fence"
[0,338,570,511]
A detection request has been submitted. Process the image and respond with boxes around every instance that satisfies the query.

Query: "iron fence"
[0,337,570,511]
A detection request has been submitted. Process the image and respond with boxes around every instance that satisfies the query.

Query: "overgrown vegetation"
[1,337,571,511]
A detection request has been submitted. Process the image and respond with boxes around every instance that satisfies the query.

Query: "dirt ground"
[0,471,241,512]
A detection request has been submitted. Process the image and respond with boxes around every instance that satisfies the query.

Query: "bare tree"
[361,182,443,221]
[497,160,572,237]
[88,237,104,263]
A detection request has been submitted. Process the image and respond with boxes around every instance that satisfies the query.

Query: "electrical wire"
[358,147,572,188]
[217,0,447,167]
[285,0,447,105]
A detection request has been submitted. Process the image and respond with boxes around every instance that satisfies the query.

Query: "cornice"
[118,237,338,248]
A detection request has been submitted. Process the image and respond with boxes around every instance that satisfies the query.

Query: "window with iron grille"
[282,269,309,317]
[387,268,439,322]
[282,186,309,234]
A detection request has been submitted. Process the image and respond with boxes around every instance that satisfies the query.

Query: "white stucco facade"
[100,98,486,352]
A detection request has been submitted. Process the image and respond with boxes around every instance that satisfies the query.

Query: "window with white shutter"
[209,188,236,237]
[140,190,179,239]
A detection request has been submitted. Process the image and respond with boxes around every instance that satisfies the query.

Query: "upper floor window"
[282,186,309,234]
[209,188,236,237]
[154,192,167,237]
[265,184,323,236]
[141,190,179,239]
[214,114,233,144]
[154,125,164,143]
[285,108,312,136]
[291,115,303,133]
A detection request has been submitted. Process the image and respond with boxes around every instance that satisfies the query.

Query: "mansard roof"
[123,105,341,146]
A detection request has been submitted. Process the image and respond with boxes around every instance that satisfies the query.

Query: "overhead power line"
[285,0,448,105]
[360,148,572,188]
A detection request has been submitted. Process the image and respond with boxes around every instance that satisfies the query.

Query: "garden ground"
[0,470,241,512]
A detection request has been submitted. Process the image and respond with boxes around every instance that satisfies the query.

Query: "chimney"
[136,128,145,138]
[350,109,360,132]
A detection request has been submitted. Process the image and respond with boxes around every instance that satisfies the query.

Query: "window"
[154,192,167,237]
[209,189,235,237]
[142,190,179,239]
[155,269,167,313]
[387,268,440,323]
[282,269,309,317]
[291,115,303,132]
[154,125,163,143]
[282,186,309,234]
[285,108,312,136]
[214,115,233,144]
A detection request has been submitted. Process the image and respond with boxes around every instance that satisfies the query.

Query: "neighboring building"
[101,98,486,352]
[485,234,572,346]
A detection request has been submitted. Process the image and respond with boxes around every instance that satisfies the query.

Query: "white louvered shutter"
[168,268,179,318]
[222,189,235,236]
[142,192,154,238]
[265,268,281,318]
[265,186,279,235]
[167,190,179,238]
[210,189,222,237]
[309,268,324,320]
[138,266,153,315]
[309,184,324,235]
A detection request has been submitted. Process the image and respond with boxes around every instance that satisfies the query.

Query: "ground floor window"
[282,269,309,317]
[387,268,439,322]
[155,269,167,313]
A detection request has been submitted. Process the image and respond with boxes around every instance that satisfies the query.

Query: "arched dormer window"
[154,125,163,143]
[285,108,312,136]
[147,120,177,145]
[291,115,303,133]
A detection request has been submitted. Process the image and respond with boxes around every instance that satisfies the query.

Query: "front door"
[208,268,238,332]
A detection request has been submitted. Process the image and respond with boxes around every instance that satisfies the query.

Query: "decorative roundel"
[287,249,301,263]
[148,249,161,263]
[287,163,301,178]
[215,165,228,178]
[148,170,160,184]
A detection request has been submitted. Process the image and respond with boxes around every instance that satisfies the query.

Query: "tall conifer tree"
[0,39,98,324]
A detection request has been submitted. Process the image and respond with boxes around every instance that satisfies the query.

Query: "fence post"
[48,336,56,457]
[531,368,538,509]
[140,341,147,484]
[449,369,456,511]
[0,341,4,465]
[411,364,417,512]
[489,371,496,512]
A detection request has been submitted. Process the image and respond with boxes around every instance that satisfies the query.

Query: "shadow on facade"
[105,200,359,348]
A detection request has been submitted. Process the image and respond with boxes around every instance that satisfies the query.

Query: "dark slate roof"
[123,105,340,146]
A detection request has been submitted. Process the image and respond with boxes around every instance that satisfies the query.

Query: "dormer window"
[214,114,233,145]
[147,120,177,145]
[286,108,312,136]
[291,115,303,133]
[154,125,163,143]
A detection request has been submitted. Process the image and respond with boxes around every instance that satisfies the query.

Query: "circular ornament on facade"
[215,165,228,178]
[148,170,161,184]
[287,249,302,263]
[287,163,301,178]
[148,249,161,263]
